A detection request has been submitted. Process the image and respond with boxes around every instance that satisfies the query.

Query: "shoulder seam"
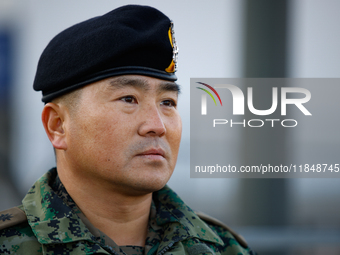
[0,206,27,231]
[195,211,248,249]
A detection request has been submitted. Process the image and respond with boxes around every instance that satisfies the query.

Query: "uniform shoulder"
[0,205,27,231]
[195,211,250,250]
[0,207,41,254]
[0,206,41,252]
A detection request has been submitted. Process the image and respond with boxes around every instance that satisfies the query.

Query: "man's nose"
[138,104,166,136]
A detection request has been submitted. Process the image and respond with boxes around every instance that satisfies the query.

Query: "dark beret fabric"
[33,5,177,102]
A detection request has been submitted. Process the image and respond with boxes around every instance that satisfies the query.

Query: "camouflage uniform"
[0,168,256,255]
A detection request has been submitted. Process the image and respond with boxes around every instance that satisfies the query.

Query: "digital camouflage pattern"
[0,168,256,255]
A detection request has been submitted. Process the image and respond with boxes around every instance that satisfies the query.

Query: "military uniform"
[0,168,256,254]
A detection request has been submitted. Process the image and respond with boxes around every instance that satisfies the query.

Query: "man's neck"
[58,169,153,247]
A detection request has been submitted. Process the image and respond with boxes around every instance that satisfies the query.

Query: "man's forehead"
[107,75,181,94]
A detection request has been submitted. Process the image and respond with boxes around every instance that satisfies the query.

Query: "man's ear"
[41,103,67,150]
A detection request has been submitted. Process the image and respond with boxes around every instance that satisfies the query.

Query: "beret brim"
[41,66,177,102]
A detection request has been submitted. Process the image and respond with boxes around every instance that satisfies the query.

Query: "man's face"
[63,75,182,195]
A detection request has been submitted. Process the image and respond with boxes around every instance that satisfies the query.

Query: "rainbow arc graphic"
[196,82,222,115]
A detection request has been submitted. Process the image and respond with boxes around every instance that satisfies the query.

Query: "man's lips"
[136,148,166,159]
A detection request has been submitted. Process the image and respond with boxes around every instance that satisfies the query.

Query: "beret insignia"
[165,21,179,73]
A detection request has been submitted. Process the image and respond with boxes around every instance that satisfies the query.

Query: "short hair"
[52,88,83,116]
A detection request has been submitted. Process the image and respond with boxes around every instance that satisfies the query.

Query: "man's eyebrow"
[108,77,181,94]
[158,82,181,95]
[108,77,150,91]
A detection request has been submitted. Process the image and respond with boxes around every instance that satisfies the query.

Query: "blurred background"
[0,0,339,254]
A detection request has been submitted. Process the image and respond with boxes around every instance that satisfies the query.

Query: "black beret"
[33,5,178,102]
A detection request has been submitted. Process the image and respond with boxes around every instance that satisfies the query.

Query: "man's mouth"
[136,148,166,160]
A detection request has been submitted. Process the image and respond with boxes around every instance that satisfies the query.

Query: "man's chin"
[132,181,169,195]
[119,175,171,197]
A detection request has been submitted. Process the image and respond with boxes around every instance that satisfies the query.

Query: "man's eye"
[120,96,137,104]
[161,100,176,107]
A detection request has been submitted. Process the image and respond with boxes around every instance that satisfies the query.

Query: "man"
[0,5,255,255]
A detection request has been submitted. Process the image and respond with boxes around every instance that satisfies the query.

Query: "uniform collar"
[22,168,223,251]
[22,168,102,249]
[153,185,224,251]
